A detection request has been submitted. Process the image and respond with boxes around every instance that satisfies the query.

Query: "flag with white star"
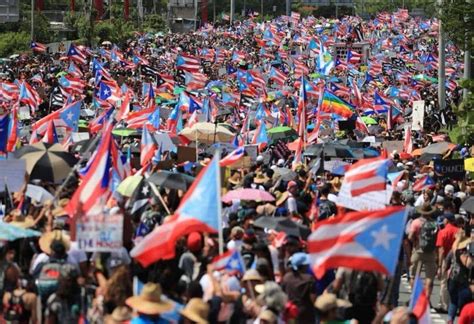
[308,206,407,279]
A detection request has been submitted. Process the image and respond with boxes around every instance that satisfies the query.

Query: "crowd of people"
[0,8,473,324]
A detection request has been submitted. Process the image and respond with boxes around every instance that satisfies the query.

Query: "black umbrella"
[461,197,474,214]
[147,171,195,191]
[254,216,311,239]
[15,143,77,183]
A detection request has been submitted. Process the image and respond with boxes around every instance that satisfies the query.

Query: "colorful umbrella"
[222,188,275,203]
[116,175,143,197]
[15,143,77,183]
[361,116,378,125]
[0,222,41,241]
[112,128,140,137]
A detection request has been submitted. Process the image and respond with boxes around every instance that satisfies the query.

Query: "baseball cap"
[444,184,455,195]
[287,181,298,190]
[289,252,310,271]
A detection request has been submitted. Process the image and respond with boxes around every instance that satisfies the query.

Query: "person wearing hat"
[408,202,439,299]
[445,230,473,324]
[179,232,203,282]
[105,306,133,324]
[281,252,316,323]
[314,293,352,323]
[125,282,174,324]
[435,211,460,313]
[180,298,209,324]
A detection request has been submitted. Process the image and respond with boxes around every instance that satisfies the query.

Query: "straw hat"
[256,203,276,216]
[242,269,263,282]
[125,283,173,315]
[180,298,209,324]
[39,230,71,255]
[330,177,342,192]
[105,306,132,324]
[415,202,436,216]
[8,210,35,228]
[314,293,352,313]
[228,172,242,186]
[457,237,472,250]
[254,172,269,184]
[275,191,289,207]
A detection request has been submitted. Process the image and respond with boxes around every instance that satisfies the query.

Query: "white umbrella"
[25,184,54,204]
[180,122,235,144]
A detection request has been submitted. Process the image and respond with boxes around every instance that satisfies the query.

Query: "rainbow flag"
[320,90,355,118]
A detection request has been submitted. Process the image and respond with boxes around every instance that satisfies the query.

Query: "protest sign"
[465,158,474,172]
[434,159,465,180]
[412,100,425,131]
[0,159,26,192]
[177,146,197,163]
[77,214,123,252]
[71,132,90,143]
[335,183,393,211]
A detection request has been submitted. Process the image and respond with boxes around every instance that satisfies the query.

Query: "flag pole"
[215,149,224,255]
[144,172,171,215]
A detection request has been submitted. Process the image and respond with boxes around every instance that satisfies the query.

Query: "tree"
[449,79,474,145]
[438,0,474,54]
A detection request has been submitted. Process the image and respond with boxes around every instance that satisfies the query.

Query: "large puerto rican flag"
[131,153,221,267]
[409,276,432,324]
[308,206,407,279]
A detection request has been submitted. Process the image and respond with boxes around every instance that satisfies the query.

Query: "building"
[168,0,200,33]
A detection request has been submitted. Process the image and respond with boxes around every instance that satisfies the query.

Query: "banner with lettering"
[434,159,465,181]
[77,214,123,252]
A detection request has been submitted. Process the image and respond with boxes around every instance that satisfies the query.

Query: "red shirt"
[459,301,474,324]
[435,223,459,257]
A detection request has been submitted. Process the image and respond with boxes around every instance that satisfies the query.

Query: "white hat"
[277,158,285,166]
[256,155,264,162]
[444,184,455,194]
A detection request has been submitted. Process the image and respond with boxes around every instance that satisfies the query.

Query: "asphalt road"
[399,275,449,323]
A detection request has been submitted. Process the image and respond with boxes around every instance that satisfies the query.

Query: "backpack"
[35,259,69,300]
[419,220,437,253]
[4,291,28,324]
[349,271,379,306]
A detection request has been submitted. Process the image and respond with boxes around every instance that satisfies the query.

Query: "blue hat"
[289,252,310,271]
[444,212,455,222]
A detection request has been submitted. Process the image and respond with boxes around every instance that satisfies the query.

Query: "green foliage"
[142,14,167,33]
[0,32,30,57]
[438,0,474,53]
[18,11,52,43]
[353,0,436,16]
[449,79,474,145]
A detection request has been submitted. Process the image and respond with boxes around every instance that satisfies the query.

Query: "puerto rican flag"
[67,43,87,65]
[59,75,85,94]
[32,100,82,133]
[409,276,432,324]
[211,249,245,274]
[65,121,114,217]
[308,206,408,279]
[269,67,287,86]
[140,126,157,167]
[31,41,47,53]
[42,120,59,144]
[131,154,221,267]
[347,50,362,64]
[412,175,436,192]
[176,54,201,73]
[220,146,245,167]
[343,158,390,197]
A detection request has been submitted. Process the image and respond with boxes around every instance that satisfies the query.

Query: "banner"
[335,183,393,211]
[412,100,425,131]
[77,214,123,252]
[434,159,465,180]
